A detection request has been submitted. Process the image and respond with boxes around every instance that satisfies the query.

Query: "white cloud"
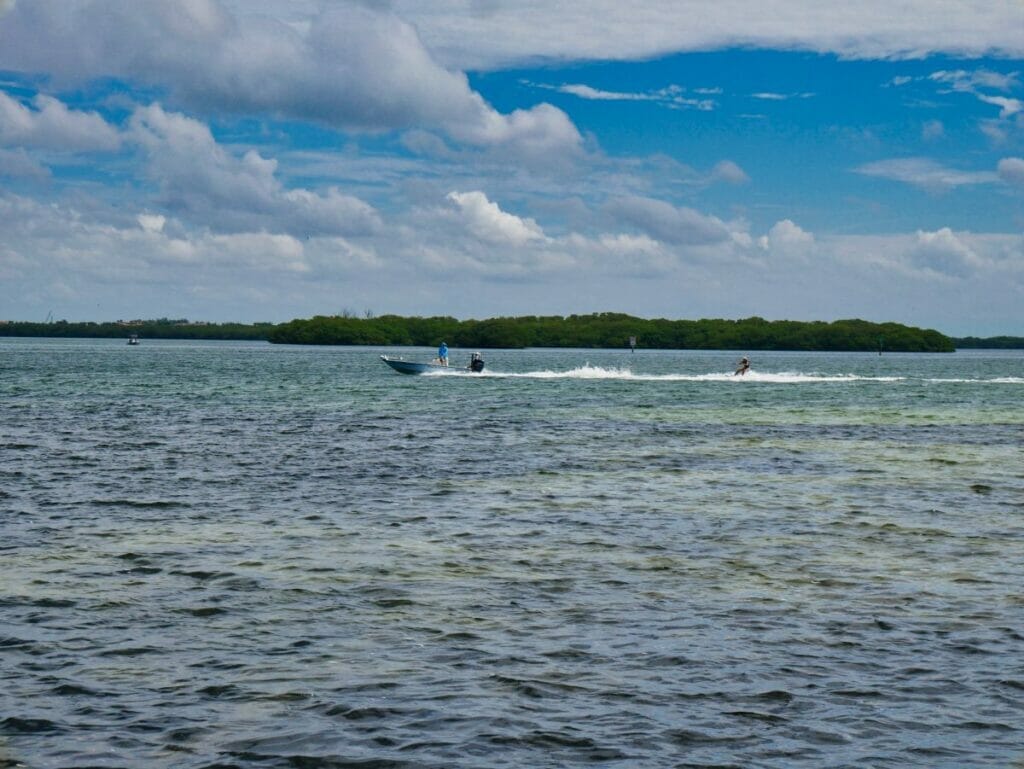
[601,195,734,246]
[908,227,985,278]
[980,120,1009,144]
[855,157,999,193]
[3,185,1021,331]
[997,157,1024,187]
[929,69,1020,93]
[137,213,166,233]
[0,191,338,289]
[537,82,716,110]
[758,219,814,253]
[206,231,308,273]
[591,232,677,275]
[412,197,696,279]
[345,1,1024,70]
[448,103,583,164]
[0,2,583,162]
[978,95,1024,120]
[818,229,1021,283]
[926,68,1023,137]
[0,91,120,151]
[128,103,381,237]
[446,190,546,245]
[711,160,750,185]
[751,92,814,101]
[558,84,653,101]
[0,147,49,180]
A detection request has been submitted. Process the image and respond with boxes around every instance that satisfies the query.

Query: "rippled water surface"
[2,338,1023,768]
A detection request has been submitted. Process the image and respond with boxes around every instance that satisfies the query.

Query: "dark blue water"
[2,339,1023,768]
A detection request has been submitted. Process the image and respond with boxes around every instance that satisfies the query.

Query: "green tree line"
[0,318,273,340]
[267,313,955,352]
[951,336,1024,349]
[1,313,970,351]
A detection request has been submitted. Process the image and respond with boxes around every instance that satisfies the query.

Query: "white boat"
[380,352,485,375]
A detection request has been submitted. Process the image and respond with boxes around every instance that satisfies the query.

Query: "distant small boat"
[380,353,485,375]
[127,334,140,346]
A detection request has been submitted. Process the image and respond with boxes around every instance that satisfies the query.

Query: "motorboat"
[127,334,140,345]
[380,353,485,375]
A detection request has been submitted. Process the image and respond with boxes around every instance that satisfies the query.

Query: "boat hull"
[380,355,448,375]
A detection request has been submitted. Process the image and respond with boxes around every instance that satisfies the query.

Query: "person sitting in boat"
[734,356,750,376]
[437,341,449,366]
[467,352,484,373]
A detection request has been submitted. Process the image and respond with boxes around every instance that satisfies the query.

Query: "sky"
[0,1,1022,335]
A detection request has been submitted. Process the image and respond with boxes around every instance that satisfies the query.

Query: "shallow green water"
[2,339,1022,768]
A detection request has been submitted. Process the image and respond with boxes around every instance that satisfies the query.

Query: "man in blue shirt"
[438,342,449,366]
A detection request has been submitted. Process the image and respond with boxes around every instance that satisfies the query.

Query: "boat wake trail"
[493,365,904,383]
[480,366,1024,384]
[419,363,1024,384]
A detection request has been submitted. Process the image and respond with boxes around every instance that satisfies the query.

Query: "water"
[2,338,1022,769]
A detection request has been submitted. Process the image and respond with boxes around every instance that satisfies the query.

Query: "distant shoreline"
[4,313,1013,352]
[2,315,1020,350]
[2,336,1019,353]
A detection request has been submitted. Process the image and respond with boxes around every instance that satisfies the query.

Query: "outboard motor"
[469,352,485,373]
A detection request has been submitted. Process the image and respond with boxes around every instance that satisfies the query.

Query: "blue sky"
[0,1,1022,335]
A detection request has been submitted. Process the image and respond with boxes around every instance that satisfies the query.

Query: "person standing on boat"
[438,341,449,366]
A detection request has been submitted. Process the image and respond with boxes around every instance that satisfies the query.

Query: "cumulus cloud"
[0,1,583,162]
[0,191,336,287]
[137,213,166,233]
[589,232,678,275]
[856,157,998,193]
[449,103,583,164]
[205,231,308,273]
[601,195,733,246]
[997,157,1024,187]
[758,219,814,252]
[5,181,1022,326]
[908,227,985,278]
[414,194,697,278]
[446,190,546,245]
[128,103,381,237]
[0,91,120,151]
